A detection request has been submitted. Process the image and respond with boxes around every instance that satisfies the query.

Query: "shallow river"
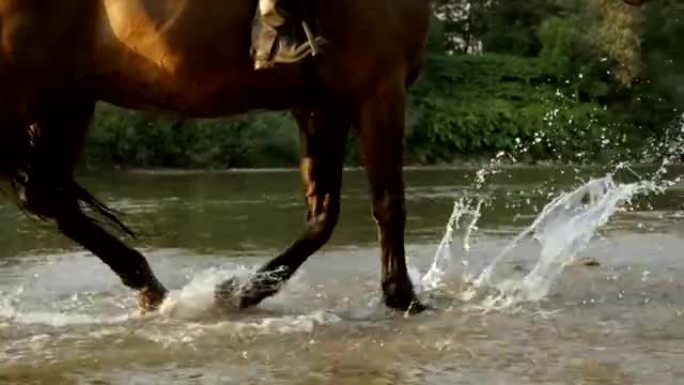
[1,165,683,384]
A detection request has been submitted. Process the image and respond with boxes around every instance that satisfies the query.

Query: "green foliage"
[85,104,299,169]
[407,52,629,164]
[480,0,559,56]
[631,0,684,129]
[538,16,581,75]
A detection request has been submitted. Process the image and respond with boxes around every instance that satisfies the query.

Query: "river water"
[1,165,683,384]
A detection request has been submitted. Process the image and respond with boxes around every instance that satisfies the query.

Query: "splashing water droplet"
[416,119,684,312]
[470,174,657,310]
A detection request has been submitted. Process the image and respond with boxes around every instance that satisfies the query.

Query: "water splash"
[419,119,684,312]
[0,287,135,326]
[159,265,254,319]
[0,261,340,333]
[418,197,483,293]
[414,152,510,294]
[467,173,659,311]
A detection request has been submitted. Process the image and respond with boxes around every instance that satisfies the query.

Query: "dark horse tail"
[1,124,136,239]
[67,182,137,238]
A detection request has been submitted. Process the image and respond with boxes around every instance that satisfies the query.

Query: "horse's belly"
[94,66,307,117]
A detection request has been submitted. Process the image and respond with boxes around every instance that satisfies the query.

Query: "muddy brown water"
[1,166,683,384]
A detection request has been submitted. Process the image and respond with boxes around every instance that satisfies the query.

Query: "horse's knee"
[305,208,339,248]
[372,192,406,230]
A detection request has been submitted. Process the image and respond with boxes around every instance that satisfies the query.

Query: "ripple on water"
[2,239,684,384]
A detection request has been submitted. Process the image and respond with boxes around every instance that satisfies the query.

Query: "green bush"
[85,104,299,169]
[405,52,634,164]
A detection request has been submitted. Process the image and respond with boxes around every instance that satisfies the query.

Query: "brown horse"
[0,0,433,314]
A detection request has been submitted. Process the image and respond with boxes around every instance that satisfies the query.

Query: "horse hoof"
[384,290,429,315]
[215,275,282,310]
[405,299,431,315]
[382,277,429,315]
[137,283,167,313]
[214,277,243,309]
[385,297,431,316]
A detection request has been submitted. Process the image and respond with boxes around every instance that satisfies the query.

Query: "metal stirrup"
[301,21,319,56]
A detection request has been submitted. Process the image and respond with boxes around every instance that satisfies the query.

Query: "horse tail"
[69,182,137,238]
[1,124,136,239]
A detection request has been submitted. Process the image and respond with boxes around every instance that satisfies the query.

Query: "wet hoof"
[214,277,279,310]
[383,279,429,315]
[567,257,601,268]
[137,282,168,313]
[385,294,430,315]
[214,277,243,309]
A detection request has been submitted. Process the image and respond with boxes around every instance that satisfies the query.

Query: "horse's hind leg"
[355,79,425,314]
[17,101,167,311]
[216,106,349,308]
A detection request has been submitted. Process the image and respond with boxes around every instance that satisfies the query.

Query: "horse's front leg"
[355,80,425,314]
[54,204,168,311]
[215,107,349,308]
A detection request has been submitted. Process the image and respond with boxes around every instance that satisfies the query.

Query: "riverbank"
[78,159,684,175]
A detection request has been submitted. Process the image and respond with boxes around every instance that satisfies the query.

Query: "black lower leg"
[56,205,167,310]
[16,100,167,311]
[216,107,348,308]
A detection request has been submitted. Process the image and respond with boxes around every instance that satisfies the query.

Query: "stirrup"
[301,21,322,56]
[253,20,325,70]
